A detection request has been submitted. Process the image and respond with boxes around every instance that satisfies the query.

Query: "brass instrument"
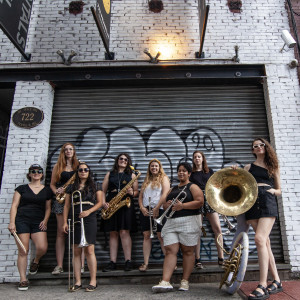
[101,168,141,220]
[56,173,76,204]
[222,215,236,235]
[148,197,156,238]
[154,185,187,225]
[205,168,257,294]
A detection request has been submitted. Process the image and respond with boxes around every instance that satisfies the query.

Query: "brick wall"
[0,82,54,282]
[0,0,299,280]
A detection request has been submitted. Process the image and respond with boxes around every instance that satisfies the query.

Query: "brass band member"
[63,162,103,292]
[138,159,170,271]
[152,162,204,293]
[8,164,52,291]
[245,138,283,300]
[102,153,138,272]
[190,150,224,268]
[50,142,79,275]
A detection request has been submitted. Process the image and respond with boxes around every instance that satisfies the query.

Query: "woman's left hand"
[127,187,134,196]
[172,200,184,211]
[39,220,48,231]
[79,210,91,218]
[266,188,276,196]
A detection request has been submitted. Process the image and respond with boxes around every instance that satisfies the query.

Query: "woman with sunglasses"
[102,153,138,272]
[50,142,79,275]
[8,164,52,291]
[190,150,224,268]
[63,162,103,292]
[244,138,282,300]
[138,159,170,272]
[152,162,203,293]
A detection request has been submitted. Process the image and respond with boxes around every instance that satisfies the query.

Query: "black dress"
[52,170,75,214]
[190,168,215,214]
[245,163,278,220]
[102,171,137,232]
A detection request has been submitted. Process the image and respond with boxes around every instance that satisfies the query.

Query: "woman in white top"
[138,159,170,271]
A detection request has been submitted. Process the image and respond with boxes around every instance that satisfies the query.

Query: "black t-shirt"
[190,168,214,191]
[15,184,52,219]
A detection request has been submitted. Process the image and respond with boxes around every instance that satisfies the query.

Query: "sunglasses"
[30,169,43,174]
[78,168,89,173]
[119,157,128,162]
[253,143,265,149]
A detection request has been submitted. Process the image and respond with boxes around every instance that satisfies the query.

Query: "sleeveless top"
[106,171,133,202]
[56,170,75,188]
[166,182,200,218]
[190,168,214,191]
[249,163,274,187]
[142,184,162,208]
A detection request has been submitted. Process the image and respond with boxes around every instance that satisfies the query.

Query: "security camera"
[281,30,296,48]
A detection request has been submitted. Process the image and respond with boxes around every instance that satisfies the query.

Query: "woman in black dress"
[8,164,52,291]
[190,150,224,267]
[246,138,282,300]
[63,162,103,292]
[50,142,79,275]
[102,153,138,272]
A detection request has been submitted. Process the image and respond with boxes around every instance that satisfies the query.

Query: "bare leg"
[73,246,82,286]
[84,245,97,286]
[230,214,250,251]
[17,233,30,282]
[142,231,152,265]
[119,230,132,261]
[109,231,119,262]
[180,244,195,281]
[157,232,166,255]
[162,243,179,282]
[195,238,200,260]
[55,214,66,268]
[31,232,48,263]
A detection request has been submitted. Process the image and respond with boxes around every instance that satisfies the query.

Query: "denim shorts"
[15,215,45,234]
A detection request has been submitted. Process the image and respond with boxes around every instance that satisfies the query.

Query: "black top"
[56,170,75,188]
[15,184,52,219]
[249,163,274,187]
[166,182,200,218]
[107,171,133,202]
[190,168,214,191]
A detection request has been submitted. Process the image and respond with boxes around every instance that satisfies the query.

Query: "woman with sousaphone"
[63,162,103,292]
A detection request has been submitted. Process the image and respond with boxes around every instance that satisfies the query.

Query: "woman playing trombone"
[138,159,170,271]
[63,162,103,292]
[152,162,204,293]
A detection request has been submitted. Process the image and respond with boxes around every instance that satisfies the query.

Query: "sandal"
[139,264,148,272]
[71,284,82,292]
[195,259,203,269]
[218,258,224,266]
[86,284,97,292]
[267,280,283,295]
[248,284,269,300]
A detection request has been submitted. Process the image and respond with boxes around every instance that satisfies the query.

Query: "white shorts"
[161,215,202,247]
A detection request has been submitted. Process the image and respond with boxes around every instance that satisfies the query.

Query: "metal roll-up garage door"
[42,83,283,271]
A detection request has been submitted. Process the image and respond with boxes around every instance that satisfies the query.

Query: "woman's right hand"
[8,223,16,233]
[141,206,149,216]
[56,187,64,194]
[231,164,239,170]
[63,223,69,234]
[102,202,109,209]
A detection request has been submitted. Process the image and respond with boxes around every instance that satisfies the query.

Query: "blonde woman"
[138,159,170,271]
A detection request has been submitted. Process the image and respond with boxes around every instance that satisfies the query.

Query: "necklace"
[118,172,125,192]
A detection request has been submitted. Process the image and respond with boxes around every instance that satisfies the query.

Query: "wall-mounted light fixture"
[280,30,296,52]
[57,49,77,65]
[143,48,161,63]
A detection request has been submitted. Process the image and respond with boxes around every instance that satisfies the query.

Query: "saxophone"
[101,168,141,220]
[56,173,76,204]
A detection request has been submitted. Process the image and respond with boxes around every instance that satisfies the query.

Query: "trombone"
[68,190,89,292]
[148,197,156,238]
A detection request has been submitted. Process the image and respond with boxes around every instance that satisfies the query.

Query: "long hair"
[141,159,169,190]
[72,162,96,196]
[252,138,279,176]
[111,153,133,174]
[192,150,209,173]
[54,143,79,182]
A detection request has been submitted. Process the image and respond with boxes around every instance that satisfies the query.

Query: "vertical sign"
[91,0,113,59]
[197,0,209,58]
[0,0,33,60]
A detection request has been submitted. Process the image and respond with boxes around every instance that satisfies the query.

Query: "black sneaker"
[18,280,29,291]
[124,260,132,271]
[102,261,117,272]
[29,259,39,275]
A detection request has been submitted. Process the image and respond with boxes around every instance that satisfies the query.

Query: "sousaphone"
[205,168,258,294]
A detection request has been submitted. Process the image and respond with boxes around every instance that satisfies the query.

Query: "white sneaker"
[179,279,189,291]
[152,280,173,293]
[52,266,63,275]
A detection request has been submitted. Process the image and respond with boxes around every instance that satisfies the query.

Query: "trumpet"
[154,185,187,225]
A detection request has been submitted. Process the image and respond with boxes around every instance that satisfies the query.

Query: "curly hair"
[192,150,209,173]
[54,142,79,183]
[252,138,279,176]
[141,159,169,190]
[111,153,133,174]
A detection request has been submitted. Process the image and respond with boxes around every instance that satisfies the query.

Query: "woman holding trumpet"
[138,159,170,272]
[63,162,103,292]
[50,142,79,275]
[152,162,203,293]
[8,164,52,291]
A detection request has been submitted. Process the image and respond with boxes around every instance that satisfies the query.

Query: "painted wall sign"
[12,107,44,129]
[0,0,33,60]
